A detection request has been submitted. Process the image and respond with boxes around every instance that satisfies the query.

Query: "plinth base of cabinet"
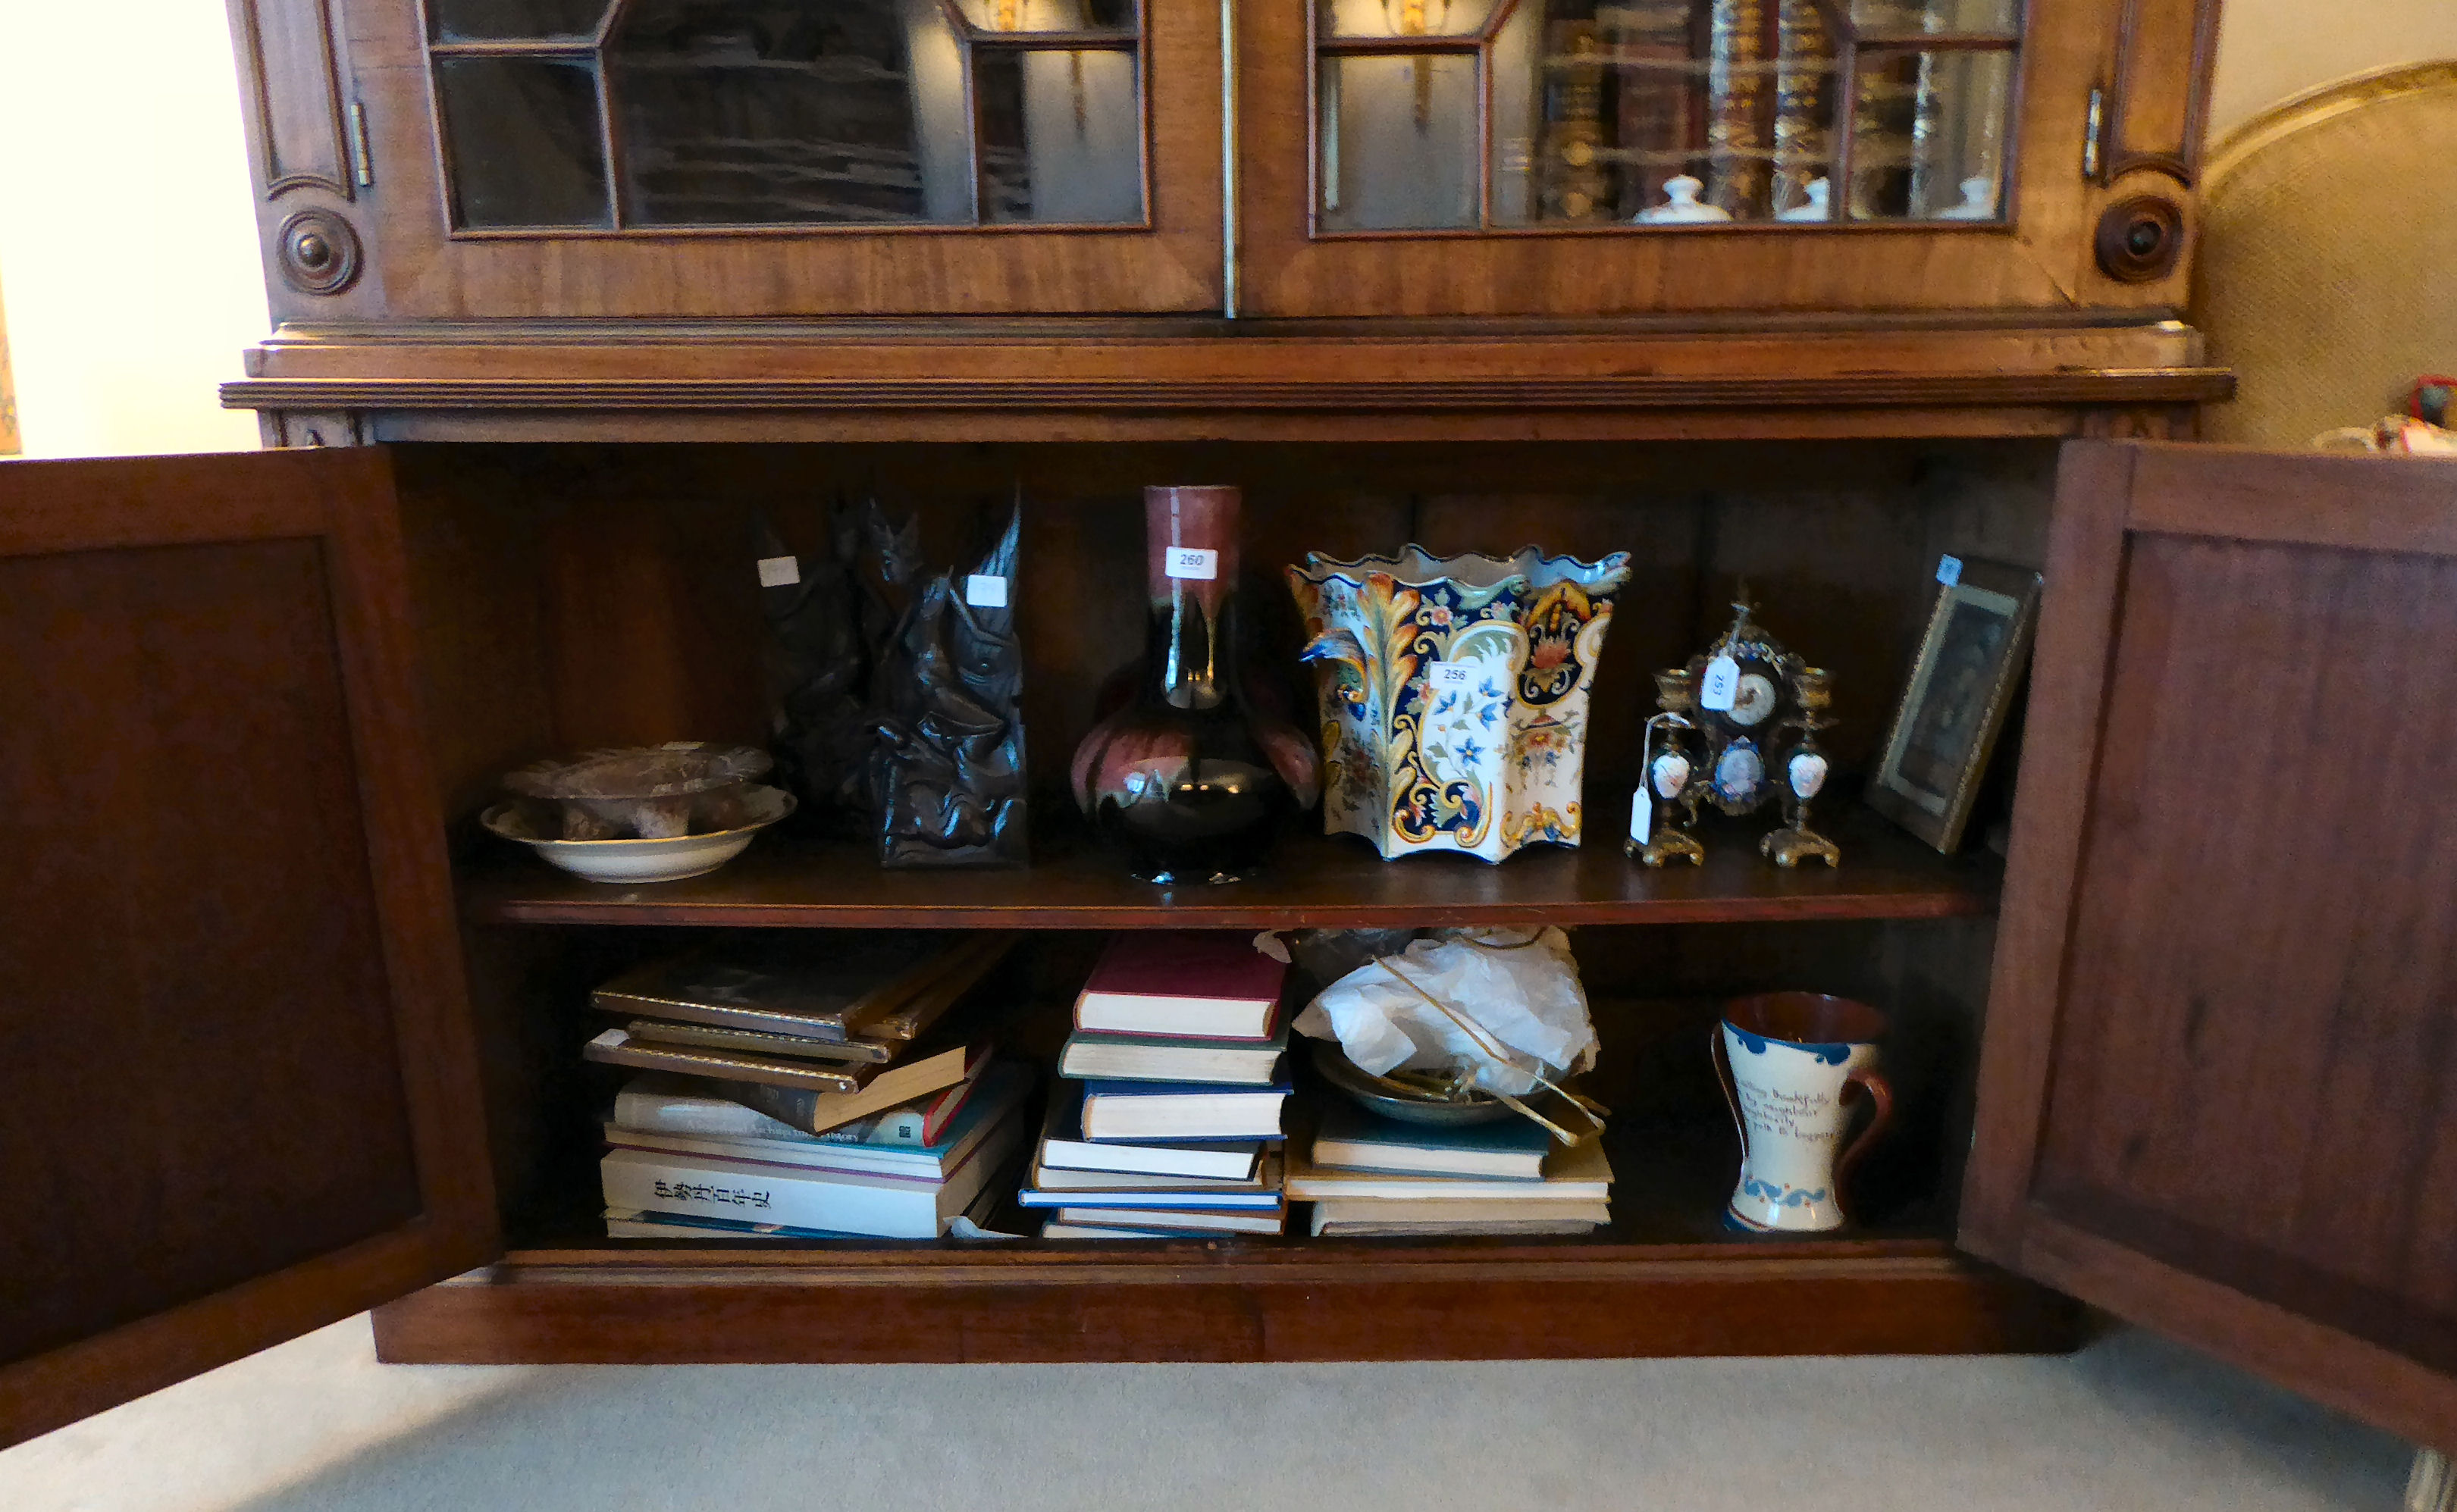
[371,1241,2079,1364]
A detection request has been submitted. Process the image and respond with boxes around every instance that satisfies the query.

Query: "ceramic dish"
[484,784,794,884]
[503,743,773,841]
[1307,1038,1517,1127]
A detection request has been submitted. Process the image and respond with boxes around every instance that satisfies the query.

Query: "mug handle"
[1832,1066,1896,1222]
[1710,1024,1744,1170]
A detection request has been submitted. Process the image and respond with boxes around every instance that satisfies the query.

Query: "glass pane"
[976,49,1143,224]
[434,56,612,228]
[1484,0,1838,225]
[609,0,967,226]
[430,0,610,43]
[1318,0,1500,39]
[1849,0,2020,36]
[951,0,1136,33]
[1318,53,1479,230]
[1848,46,2013,220]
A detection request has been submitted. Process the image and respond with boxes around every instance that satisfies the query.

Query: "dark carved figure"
[759,499,1027,868]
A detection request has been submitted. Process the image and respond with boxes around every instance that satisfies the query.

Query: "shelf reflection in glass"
[951,0,1138,32]
[1314,0,2017,230]
[1849,0,2020,36]
[1316,0,1503,38]
[1319,53,1479,231]
[434,55,613,229]
[1850,45,2013,221]
[976,48,1144,224]
[429,0,1145,230]
[429,0,611,44]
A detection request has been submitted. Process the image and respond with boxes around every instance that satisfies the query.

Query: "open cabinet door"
[1963,441,2457,1453]
[0,449,496,1448]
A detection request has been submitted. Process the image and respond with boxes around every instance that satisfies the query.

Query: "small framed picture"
[1866,555,2043,853]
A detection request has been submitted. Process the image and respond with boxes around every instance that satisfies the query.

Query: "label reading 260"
[1164,547,1218,581]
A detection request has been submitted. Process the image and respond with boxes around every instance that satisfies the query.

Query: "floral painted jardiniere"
[1287,545,1631,863]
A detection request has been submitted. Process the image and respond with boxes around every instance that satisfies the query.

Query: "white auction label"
[1164,546,1218,581]
[1700,654,1741,711]
[756,555,800,588]
[964,574,1010,609]
[1936,553,1963,587]
[1428,661,1476,690]
[1629,787,1653,844]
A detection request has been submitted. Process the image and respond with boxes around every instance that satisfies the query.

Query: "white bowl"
[484,785,795,884]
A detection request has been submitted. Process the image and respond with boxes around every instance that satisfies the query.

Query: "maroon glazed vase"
[1068,487,1318,884]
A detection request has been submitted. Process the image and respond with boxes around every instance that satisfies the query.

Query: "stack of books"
[1285,1100,1614,1236]
[580,932,1034,1239]
[1019,932,1294,1238]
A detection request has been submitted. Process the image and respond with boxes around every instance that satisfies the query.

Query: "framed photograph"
[1866,555,2043,853]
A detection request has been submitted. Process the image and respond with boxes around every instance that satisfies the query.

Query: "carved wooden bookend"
[760,499,1028,869]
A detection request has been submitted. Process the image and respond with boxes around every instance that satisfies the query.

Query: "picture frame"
[1865,554,2043,853]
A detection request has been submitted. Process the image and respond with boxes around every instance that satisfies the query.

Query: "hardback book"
[1080,1079,1290,1141]
[1057,1017,1289,1085]
[1051,1205,1286,1235]
[591,931,1016,1045]
[599,1094,1028,1239]
[1284,1133,1612,1203]
[1072,931,1286,1040]
[611,1069,982,1147]
[604,1208,867,1241]
[625,1019,894,1065]
[1035,1085,1265,1180]
[583,1023,990,1102]
[1039,1221,1177,1239]
[1308,1202,1609,1237]
[718,1041,992,1136]
[1309,1196,1611,1226]
[1609,0,1700,217]
[1704,0,1774,216]
[606,1061,1030,1181]
[605,1165,1020,1241]
[1024,1150,1274,1194]
[1019,1160,1285,1211]
[1312,1101,1552,1180]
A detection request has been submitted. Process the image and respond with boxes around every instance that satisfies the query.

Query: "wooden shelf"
[465,810,1998,930]
[375,1114,2070,1364]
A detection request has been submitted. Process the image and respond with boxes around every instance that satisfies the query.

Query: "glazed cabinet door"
[1232,0,2219,315]
[0,451,497,1448]
[227,0,1222,318]
[1961,442,2457,1454]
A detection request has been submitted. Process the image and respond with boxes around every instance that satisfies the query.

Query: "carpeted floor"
[0,1316,2412,1512]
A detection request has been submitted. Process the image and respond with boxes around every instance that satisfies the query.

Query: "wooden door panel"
[0,450,495,1449]
[1963,441,2457,1453]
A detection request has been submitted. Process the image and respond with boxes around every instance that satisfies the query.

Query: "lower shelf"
[372,1238,2076,1363]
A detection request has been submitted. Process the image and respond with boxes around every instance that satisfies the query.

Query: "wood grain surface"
[0,450,497,1449]
[1961,441,2457,1454]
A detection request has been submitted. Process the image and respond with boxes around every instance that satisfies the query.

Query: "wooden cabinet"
[5,439,2453,1458]
[226,0,2217,326]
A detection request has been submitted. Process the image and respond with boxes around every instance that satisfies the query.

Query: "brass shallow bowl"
[1307,1038,1517,1128]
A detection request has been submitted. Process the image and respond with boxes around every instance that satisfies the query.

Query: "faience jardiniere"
[1287,545,1631,863]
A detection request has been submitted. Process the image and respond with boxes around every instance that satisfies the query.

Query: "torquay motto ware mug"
[1713,993,1895,1234]
[1286,546,1631,864]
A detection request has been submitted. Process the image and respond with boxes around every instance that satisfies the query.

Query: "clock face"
[1728,671,1779,728]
